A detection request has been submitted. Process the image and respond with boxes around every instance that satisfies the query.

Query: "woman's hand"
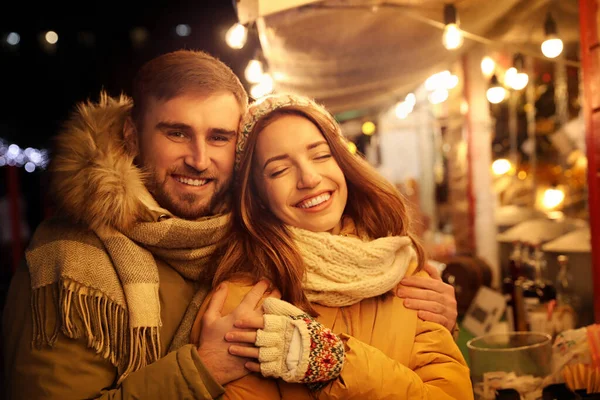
[396,263,458,332]
[227,298,345,387]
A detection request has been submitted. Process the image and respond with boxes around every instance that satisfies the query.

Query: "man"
[2,50,457,399]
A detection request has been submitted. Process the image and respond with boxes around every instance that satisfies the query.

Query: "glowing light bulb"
[425,71,457,91]
[7,144,20,159]
[481,57,495,77]
[541,12,563,59]
[6,32,20,46]
[505,67,517,83]
[492,159,511,176]
[361,121,376,136]
[395,93,416,119]
[487,75,506,104]
[176,24,191,37]
[425,72,441,91]
[45,31,58,44]
[446,74,459,89]
[428,88,449,104]
[225,23,247,49]
[249,73,274,99]
[513,73,529,90]
[244,59,264,84]
[443,23,463,50]
[542,187,565,209]
[487,87,506,104]
[541,37,563,58]
[29,149,42,165]
[504,68,529,90]
[347,142,357,154]
[395,102,411,119]
[130,27,149,47]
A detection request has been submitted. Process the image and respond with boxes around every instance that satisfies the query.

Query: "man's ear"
[123,117,139,157]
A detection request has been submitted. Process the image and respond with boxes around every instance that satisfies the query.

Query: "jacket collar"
[50,92,169,232]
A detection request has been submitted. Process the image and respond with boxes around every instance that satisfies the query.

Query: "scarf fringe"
[31,279,161,383]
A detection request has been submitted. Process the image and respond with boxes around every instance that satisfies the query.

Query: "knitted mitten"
[256,297,345,389]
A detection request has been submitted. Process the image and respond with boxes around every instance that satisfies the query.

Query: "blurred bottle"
[522,244,556,333]
[555,255,581,313]
[508,241,523,280]
[531,244,557,303]
[513,278,529,331]
[514,242,540,331]
[520,242,535,280]
[502,241,523,330]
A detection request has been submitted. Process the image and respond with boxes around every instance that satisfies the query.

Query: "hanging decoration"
[541,11,563,59]
[486,74,506,104]
[442,3,463,50]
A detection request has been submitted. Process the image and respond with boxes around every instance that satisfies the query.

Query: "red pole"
[579,0,600,323]
[461,54,477,255]
[6,165,22,274]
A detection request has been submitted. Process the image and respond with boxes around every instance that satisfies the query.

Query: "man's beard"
[145,167,231,220]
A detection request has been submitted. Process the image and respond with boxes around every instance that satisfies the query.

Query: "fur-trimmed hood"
[50,92,168,232]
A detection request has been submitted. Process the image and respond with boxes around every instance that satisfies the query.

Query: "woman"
[192,94,472,399]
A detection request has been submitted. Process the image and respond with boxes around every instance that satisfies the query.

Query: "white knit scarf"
[289,226,417,307]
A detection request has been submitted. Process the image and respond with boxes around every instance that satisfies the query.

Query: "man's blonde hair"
[131,49,248,128]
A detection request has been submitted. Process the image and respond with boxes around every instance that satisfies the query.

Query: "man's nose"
[185,140,210,172]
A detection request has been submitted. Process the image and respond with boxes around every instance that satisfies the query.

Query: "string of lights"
[2,23,193,51]
[0,138,50,172]
[223,1,574,106]
[1,3,573,149]
[224,21,275,99]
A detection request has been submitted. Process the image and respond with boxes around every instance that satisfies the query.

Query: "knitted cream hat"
[235,93,344,171]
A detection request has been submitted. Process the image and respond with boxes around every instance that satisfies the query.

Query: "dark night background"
[1,0,254,150]
[0,1,258,374]
[0,1,258,224]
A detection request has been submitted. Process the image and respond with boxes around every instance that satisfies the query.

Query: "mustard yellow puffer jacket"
[197,264,473,400]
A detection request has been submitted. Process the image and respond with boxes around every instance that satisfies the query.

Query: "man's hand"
[396,263,458,332]
[194,280,271,386]
[224,313,264,372]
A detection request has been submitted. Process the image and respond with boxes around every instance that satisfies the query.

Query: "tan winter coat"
[2,94,224,399]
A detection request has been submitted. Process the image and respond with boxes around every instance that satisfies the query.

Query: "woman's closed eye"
[314,153,332,161]
[269,168,288,178]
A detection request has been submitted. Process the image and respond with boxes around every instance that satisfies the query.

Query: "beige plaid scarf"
[25,92,230,383]
[26,213,228,382]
